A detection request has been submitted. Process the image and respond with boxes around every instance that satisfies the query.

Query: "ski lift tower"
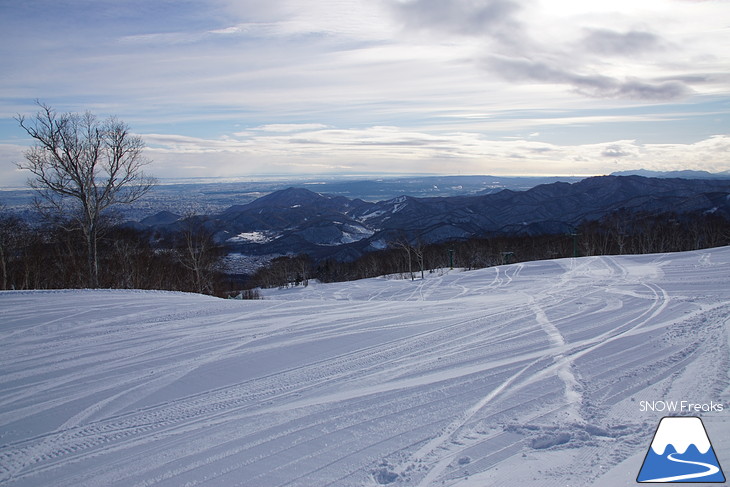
[570,230,580,258]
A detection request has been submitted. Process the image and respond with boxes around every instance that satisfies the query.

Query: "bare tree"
[391,235,415,280]
[175,216,224,295]
[16,102,155,288]
[0,209,29,290]
[412,238,426,279]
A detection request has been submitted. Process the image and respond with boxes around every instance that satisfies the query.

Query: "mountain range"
[137,175,730,261]
[611,169,730,179]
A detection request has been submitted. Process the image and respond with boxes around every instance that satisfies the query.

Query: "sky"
[1,0,729,187]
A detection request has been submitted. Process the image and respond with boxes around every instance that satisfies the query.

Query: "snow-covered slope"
[1,248,729,486]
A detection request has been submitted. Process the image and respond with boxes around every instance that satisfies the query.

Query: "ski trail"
[388,256,670,486]
[402,362,536,487]
[642,453,721,482]
[530,300,583,421]
[505,280,672,402]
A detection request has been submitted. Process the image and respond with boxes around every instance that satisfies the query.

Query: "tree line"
[3,203,728,296]
[0,213,231,295]
[249,209,730,290]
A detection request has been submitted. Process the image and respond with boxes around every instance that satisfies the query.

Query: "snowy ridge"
[650,417,711,455]
[1,248,730,486]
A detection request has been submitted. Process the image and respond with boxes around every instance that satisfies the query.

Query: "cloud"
[0,144,29,188]
[603,79,690,101]
[143,134,243,153]
[207,0,395,42]
[250,123,332,133]
[602,144,634,158]
[136,125,730,182]
[485,56,691,100]
[6,122,730,187]
[581,29,664,56]
[391,0,522,38]
[389,0,696,101]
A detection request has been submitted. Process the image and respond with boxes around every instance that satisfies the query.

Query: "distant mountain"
[347,175,730,245]
[611,169,730,179]
[140,210,182,226]
[139,176,730,261]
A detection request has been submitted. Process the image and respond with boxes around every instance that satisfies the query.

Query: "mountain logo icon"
[637,416,726,483]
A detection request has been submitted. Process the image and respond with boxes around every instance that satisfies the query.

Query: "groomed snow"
[1,248,729,486]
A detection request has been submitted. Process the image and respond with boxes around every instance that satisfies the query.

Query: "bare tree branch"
[15,101,156,287]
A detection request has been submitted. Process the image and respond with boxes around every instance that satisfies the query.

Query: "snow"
[227,231,275,244]
[318,224,374,246]
[1,248,729,486]
[392,202,406,213]
[358,209,386,221]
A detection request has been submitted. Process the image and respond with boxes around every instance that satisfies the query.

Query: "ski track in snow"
[1,249,729,486]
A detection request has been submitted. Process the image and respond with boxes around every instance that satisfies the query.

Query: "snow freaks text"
[639,400,725,413]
